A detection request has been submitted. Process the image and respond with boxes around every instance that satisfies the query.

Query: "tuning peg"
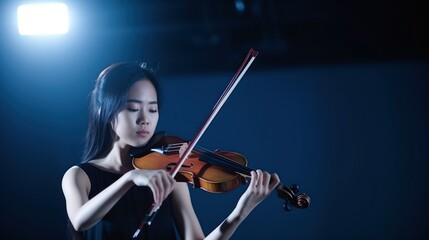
[290,184,299,193]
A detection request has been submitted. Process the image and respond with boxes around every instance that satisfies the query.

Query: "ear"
[110,118,117,132]
[110,118,119,141]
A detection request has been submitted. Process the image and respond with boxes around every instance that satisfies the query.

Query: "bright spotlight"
[17,2,69,35]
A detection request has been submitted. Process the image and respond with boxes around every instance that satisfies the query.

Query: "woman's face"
[112,79,159,147]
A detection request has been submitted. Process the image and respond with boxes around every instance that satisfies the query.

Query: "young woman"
[62,62,280,239]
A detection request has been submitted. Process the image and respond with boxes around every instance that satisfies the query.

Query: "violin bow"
[133,48,259,238]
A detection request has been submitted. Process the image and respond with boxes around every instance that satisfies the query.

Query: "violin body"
[130,132,310,211]
[132,135,247,193]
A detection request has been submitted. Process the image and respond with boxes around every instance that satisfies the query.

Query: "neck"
[102,142,134,173]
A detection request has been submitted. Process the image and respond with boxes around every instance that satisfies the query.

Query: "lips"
[136,130,150,137]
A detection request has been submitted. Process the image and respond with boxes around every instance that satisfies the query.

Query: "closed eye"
[127,108,139,112]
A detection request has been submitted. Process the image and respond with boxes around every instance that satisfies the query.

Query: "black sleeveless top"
[67,163,177,240]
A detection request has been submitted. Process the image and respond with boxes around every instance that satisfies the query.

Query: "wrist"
[231,205,249,222]
[123,170,136,186]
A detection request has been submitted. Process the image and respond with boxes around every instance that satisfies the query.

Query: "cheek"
[112,114,133,133]
[151,114,159,126]
[153,113,159,121]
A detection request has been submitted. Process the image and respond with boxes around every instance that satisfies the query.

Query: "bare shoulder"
[62,166,92,225]
[62,166,90,196]
[62,166,88,183]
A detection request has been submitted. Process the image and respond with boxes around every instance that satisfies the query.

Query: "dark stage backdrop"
[0,47,428,239]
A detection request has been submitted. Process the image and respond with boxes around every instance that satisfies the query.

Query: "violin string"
[159,143,252,176]
[164,143,182,151]
[196,148,253,176]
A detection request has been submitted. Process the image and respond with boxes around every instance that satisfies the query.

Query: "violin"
[129,132,310,211]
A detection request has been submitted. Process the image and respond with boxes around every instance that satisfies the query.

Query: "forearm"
[71,172,134,231]
[204,207,249,240]
[204,170,279,240]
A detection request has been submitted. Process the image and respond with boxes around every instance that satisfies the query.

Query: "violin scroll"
[276,184,311,211]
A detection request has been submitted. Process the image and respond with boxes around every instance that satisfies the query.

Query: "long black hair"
[81,62,161,163]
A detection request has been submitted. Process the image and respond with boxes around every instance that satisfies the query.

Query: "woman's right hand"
[129,169,175,205]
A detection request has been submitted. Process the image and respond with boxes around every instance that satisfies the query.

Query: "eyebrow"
[127,99,158,105]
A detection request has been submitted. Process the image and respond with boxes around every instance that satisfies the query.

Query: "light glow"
[17,3,69,35]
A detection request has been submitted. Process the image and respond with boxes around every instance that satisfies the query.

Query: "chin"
[128,133,154,147]
[130,142,147,148]
[134,138,152,147]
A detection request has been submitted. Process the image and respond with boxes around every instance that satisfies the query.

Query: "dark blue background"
[1,1,428,239]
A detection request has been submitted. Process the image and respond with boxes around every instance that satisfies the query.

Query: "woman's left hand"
[235,169,281,217]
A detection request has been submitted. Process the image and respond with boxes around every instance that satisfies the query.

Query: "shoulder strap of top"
[78,162,97,177]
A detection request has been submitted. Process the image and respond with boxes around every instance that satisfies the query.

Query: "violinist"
[61,62,281,240]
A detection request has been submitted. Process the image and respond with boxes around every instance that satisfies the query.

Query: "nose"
[138,112,149,125]
[139,119,149,125]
